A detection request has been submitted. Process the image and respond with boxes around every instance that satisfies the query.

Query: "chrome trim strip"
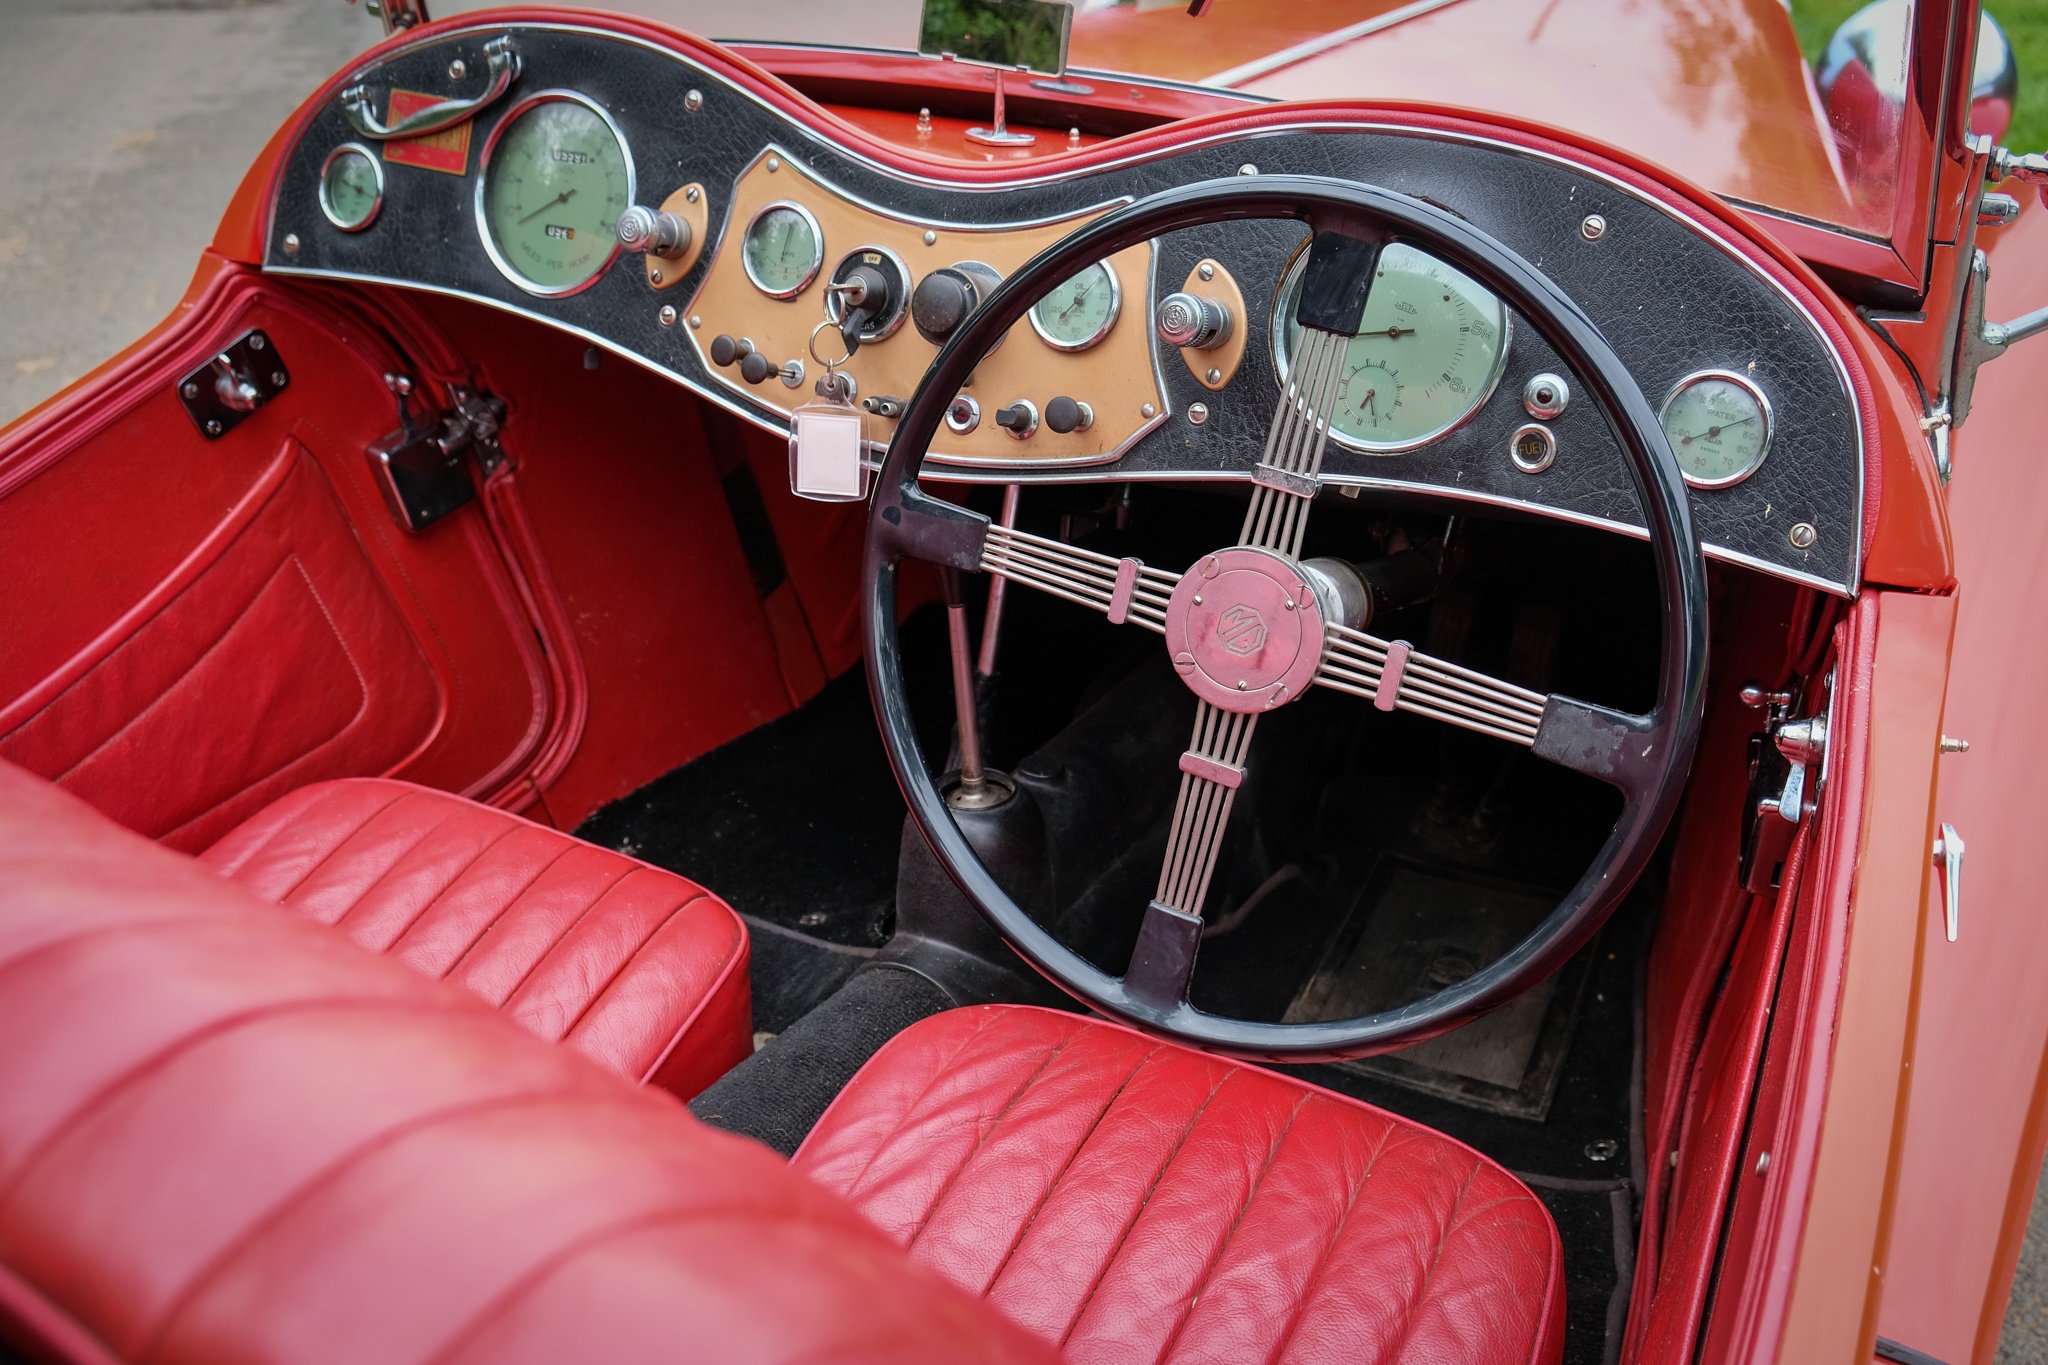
[268,21,1862,590]
[1201,0,1472,88]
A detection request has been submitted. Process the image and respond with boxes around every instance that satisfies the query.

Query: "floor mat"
[1285,860,1595,1120]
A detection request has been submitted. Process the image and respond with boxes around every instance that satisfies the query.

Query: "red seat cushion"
[200,779,749,1100]
[793,1005,1566,1365]
[0,759,1058,1365]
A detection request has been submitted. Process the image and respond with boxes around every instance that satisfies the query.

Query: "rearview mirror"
[918,0,1074,78]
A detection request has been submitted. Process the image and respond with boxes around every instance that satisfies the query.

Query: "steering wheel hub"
[1163,548,1325,713]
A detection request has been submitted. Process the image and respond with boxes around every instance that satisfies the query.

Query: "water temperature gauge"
[1660,371,1773,487]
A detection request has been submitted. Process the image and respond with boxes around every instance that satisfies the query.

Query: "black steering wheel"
[862,177,1707,1062]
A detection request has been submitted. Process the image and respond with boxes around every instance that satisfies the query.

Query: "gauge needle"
[518,189,576,225]
[1058,278,1096,323]
[1677,415,1755,444]
[1360,388,1378,419]
[1355,325,1414,339]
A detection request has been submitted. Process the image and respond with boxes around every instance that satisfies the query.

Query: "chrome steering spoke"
[979,524,1178,631]
[1312,624,1548,746]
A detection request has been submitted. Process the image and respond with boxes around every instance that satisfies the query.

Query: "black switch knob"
[1044,396,1093,434]
[994,400,1039,439]
[709,334,754,367]
[910,262,1003,345]
[739,350,775,384]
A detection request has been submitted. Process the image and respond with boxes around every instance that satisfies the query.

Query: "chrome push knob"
[1156,291,1233,350]
[616,206,692,259]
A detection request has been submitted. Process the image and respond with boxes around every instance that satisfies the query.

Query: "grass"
[1791,0,2048,152]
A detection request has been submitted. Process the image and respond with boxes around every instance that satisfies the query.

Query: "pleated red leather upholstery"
[199,778,750,1100]
[794,1005,1566,1365]
[0,759,1060,1365]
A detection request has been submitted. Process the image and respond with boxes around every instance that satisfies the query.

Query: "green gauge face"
[1274,242,1510,451]
[479,95,633,295]
[743,203,824,298]
[1661,372,1772,487]
[1030,261,1121,351]
[319,144,382,231]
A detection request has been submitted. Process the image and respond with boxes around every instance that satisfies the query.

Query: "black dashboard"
[265,20,1864,594]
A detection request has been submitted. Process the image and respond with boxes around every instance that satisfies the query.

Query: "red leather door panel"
[0,257,573,846]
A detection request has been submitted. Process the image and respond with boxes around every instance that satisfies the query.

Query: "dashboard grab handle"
[340,36,520,141]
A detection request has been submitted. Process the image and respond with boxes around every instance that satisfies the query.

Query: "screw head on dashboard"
[1206,367,1222,385]
[1188,403,1210,426]
[688,314,702,329]
[448,58,467,80]
[1789,522,1818,549]
[1198,262,1215,282]
[1581,213,1609,241]
[658,305,678,328]
[685,89,704,112]
[923,230,937,246]
[766,156,780,173]
[1141,402,1158,419]
[686,186,700,203]
[1237,163,1258,176]
[651,269,664,285]
[282,233,300,254]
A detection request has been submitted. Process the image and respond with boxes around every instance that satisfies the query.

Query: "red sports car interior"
[0,2,1995,1360]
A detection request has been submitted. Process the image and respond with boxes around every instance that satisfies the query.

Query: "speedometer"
[1272,242,1510,452]
[478,92,634,296]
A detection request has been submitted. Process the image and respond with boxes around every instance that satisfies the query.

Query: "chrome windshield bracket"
[1934,823,1965,942]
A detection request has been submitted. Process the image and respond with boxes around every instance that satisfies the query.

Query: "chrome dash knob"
[616,206,692,259]
[1155,291,1233,351]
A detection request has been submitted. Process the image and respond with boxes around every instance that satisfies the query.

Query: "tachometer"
[1272,242,1510,452]
[1660,371,1772,487]
[477,92,634,296]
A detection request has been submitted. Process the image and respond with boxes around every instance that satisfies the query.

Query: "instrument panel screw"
[1581,213,1608,241]
[448,58,467,80]
[282,233,300,254]
[651,269,664,285]
[1199,262,1215,282]
[1237,163,1258,176]
[1141,402,1158,419]
[766,156,780,172]
[1188,403,1209,425]
[923,230,938,246]
[684,89,704,112]
[688,314,702,329]
[1788,522,1818,549]
[686,186,700,203]
[658,305,678,327]
[1206,367,1222,385]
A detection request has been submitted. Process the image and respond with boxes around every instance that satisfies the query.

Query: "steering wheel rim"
[862,176,1707,1062]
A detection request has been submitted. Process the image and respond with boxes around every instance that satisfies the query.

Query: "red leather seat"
[794,1005,1566,1365]
[0,760,1057,1365]
[199,779,749,1099]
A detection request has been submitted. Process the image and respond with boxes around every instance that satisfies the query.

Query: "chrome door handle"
[1933,823,1965,942]
[339,36,519,141]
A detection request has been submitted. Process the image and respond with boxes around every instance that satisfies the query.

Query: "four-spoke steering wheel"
[862,177,1707,1061]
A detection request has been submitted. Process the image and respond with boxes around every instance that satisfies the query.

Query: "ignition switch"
[824,246,912,355]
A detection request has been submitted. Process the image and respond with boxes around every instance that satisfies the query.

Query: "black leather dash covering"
[264,22,1863,592]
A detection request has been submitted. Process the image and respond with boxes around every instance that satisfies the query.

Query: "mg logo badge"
[1216,603,1267,656]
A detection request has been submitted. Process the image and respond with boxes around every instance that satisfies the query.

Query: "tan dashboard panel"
[684,151,1166,466]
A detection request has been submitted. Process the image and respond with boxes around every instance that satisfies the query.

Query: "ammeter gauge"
[742,202,825,299]
[318,144,383,232]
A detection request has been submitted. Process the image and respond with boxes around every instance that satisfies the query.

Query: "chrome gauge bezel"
[1028,260,1122,352]
[474,89,637,299]
[318,142,384,232]
[741,200,826,299]
[1658,369,1774,489]
[824,244,913,343]
[1268,242,1514,455]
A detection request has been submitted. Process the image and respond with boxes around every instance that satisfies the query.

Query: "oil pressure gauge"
[1030,261,1120,351]
[1660,371,1772,487]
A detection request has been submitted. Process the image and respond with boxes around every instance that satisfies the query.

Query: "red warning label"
[382,90,471,175]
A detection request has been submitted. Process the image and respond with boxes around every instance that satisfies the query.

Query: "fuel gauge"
[319,143,383,232]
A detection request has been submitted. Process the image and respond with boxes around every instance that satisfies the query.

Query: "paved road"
[2,3,2046,1359]
[0,0,375,425]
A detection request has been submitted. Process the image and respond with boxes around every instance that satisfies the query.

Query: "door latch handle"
[1933,823,1965,942]
[339,35,519,141]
